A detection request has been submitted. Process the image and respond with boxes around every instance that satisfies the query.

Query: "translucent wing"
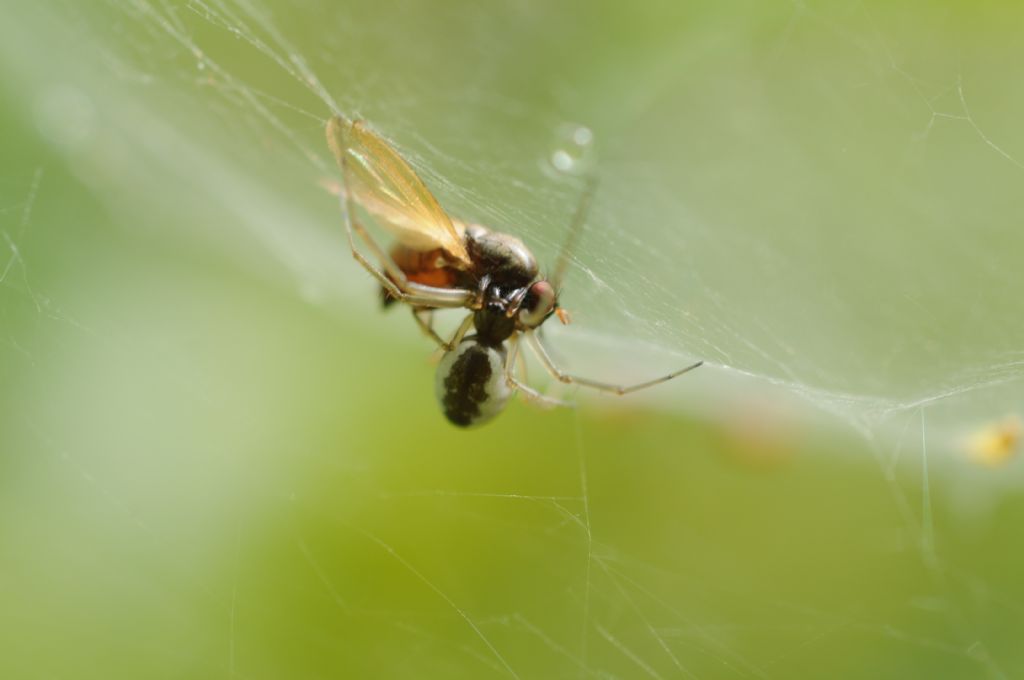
[326,116,471,268]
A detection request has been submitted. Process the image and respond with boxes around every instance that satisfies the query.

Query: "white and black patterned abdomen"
[434,339,511,428]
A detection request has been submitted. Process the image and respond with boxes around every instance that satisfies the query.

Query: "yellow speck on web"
[966,415,1022,467]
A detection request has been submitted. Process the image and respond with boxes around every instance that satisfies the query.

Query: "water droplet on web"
[551,150,573,172]
[548,123,595,176]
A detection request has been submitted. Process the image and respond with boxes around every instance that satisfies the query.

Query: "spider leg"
[338,149,475,309]
[516,337,529,384]
[551,175,597,291]
[412,309,475,352]
[411,309,446,348]
[504,335,572,409]
[343,204,473,309]
[525,332,702,395]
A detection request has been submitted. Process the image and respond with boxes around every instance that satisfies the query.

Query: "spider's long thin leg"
[412,309,474,351]
[447,313,475,350]
[340,191,473,309]
[331,121,476,310]
[516,338,529,384]
[411,309,446,348]
[504,335,571,409]
[344,194,412,289]
[551,176,597,292]
[525,332,703,395]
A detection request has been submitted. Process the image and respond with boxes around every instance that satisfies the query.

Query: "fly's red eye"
[518,280,556,328]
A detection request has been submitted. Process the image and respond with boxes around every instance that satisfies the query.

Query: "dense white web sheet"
[1,1,1023,678]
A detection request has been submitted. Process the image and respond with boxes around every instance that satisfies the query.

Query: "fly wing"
[326,116,471,268]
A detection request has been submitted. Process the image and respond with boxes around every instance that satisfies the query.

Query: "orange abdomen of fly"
[380,245,464,307]
[389,245,462,288]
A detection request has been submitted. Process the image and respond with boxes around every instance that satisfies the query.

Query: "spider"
[326,115,702,427]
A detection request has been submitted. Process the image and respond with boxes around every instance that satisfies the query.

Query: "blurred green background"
[2,1,1023,678]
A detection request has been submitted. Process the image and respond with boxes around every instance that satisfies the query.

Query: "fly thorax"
[465,225,538,289]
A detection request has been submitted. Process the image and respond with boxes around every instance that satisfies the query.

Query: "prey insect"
[326,115,702,427]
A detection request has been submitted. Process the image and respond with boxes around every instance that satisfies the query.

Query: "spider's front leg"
[504,335,571,409]
[525,332,703,395]
[412,309,474,352]
[341,198,474,309]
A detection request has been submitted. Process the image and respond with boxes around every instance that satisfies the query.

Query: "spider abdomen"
[435,339,510,428]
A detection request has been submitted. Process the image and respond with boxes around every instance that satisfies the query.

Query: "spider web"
[1,1,1022,678]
